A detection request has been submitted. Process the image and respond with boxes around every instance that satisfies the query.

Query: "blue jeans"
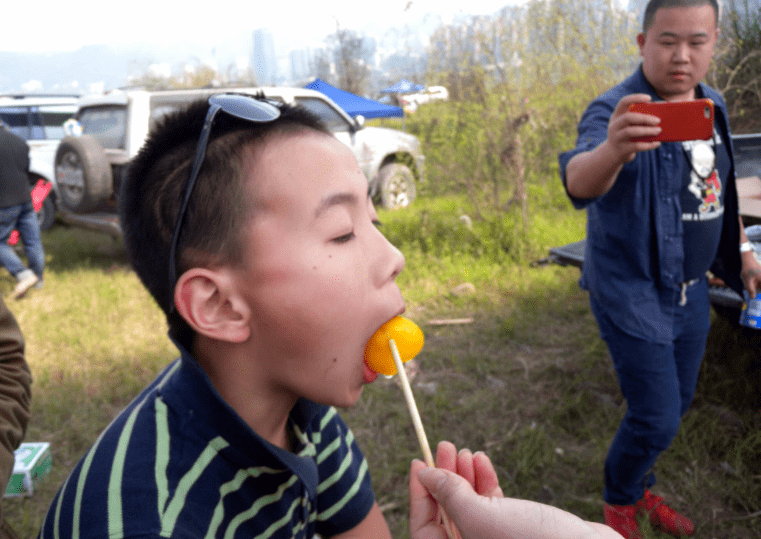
[0,202,45,279]
[591,278,710,505]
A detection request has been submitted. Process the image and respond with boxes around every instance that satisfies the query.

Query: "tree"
[326,24,371,95]
[709,0,761,133]
[418,0,639,232]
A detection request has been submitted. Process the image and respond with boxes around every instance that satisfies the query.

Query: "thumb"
[417,467,472,512]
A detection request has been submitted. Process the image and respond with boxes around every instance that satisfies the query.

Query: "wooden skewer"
[389,339,458,539]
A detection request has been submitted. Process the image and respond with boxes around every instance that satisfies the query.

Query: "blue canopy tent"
[381,79,425,94]
[304,79,404,119]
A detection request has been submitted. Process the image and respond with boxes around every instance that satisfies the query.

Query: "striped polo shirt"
[38,349,375,538]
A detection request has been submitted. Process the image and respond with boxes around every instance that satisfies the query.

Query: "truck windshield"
[78,106,127,149]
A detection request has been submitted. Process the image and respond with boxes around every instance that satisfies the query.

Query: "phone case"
[629,99,714,142]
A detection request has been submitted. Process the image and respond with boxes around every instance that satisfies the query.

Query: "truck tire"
[377,163,416,209]
[54,136,112,214]
[37,196,56,231]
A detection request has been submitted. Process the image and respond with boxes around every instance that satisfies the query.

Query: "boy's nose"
[374,229,405,284]
[388,242,405,281]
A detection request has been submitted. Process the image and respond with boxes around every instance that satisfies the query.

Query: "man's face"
[637,4,718,102]
[231,130,406,408]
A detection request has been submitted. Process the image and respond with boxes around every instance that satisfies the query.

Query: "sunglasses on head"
[168,93,281,312]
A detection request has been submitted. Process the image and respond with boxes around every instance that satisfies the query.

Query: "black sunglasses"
[168,93,281,311]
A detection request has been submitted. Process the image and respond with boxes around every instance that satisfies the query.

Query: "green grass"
[4,203,760,538]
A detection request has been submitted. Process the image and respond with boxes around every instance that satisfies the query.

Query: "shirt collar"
[166,336,323,496]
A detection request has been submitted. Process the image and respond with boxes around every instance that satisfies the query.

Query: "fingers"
[434,442,502,496]
[455,448,476,488]
[607,95,663,163]
[612,93,652,115]
[473,451,504,498]
[435,441,458,473]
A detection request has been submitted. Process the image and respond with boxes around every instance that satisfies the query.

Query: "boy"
[38,93,402,538]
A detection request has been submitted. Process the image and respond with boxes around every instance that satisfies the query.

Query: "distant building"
[252,28,277,86]
[290,48,313,83]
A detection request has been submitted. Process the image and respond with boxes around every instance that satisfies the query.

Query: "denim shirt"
[558,66,743,343]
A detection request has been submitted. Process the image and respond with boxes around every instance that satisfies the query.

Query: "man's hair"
[643,0,719,32]
[120,93,329,343]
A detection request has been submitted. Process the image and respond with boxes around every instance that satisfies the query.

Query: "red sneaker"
[604,502,643,539]
[636,490,695,537]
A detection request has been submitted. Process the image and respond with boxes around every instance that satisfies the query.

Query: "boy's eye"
[332,231,355,244]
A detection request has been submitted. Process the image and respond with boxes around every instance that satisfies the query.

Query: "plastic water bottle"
[739,291,761,329]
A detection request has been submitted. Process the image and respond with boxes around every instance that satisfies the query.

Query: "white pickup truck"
[54,87,426,237]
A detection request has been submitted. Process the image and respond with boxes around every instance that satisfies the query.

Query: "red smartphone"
[628,99,714,142]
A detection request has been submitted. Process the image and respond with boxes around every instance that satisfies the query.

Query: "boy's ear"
[174,268,251,343]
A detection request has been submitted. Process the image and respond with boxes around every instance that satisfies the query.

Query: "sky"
[1,0,531,54]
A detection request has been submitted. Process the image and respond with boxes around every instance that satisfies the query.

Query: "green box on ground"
[4,442,52,498]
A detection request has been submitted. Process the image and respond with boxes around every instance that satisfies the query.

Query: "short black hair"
[120,92,329,345]
[643,0,719,32]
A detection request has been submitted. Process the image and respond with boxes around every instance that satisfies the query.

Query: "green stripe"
[107,361,181,538]
[71,425,111,539]
[155,399,170,516]
[316,430,355,494]
[319,407,337,430]
[318,458,368,521]
[47,471,73,539]
[316,436,340,465]
[205,466,284,539]
[160,436,229,536]
[108,399,147,538]
[252,498,301,539]
[153,361,182,519]
[223,475,299,539]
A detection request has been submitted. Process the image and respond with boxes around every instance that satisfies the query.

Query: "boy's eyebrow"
[314,192,358,218]
[314,187,372,219]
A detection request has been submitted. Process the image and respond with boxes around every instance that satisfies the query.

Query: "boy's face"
[637,4,718,102]
[232,130,406,408]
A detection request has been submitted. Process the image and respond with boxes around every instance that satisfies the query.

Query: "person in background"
[0,295,32,539]
[0,122,45,299]
[558,1,761,537]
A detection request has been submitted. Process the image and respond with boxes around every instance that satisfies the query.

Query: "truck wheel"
[377,163,416,209]
[37,196,56,231]
[54,136,112,214]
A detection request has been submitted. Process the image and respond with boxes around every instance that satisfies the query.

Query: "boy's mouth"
[363,362,379,384]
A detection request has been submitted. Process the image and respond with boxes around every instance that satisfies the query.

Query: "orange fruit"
[364,316,424,376]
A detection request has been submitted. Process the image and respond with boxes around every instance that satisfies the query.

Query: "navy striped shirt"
[38,349,375,538]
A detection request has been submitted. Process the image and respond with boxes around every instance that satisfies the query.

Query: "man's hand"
[565,93,662,199]
[741,252,761,298]
[606,93,662,164]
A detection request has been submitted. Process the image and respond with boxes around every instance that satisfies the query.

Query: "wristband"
[740,241,753,253]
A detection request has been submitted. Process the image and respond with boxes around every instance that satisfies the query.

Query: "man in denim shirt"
[558,1,761,538]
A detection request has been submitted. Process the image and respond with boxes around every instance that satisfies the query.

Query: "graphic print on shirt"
[682,133,723,222]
